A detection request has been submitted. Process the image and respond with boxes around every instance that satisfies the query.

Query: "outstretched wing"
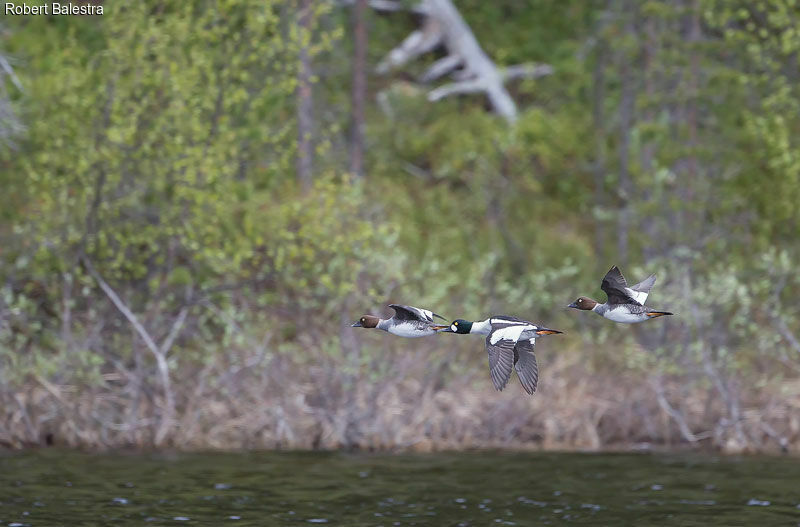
[629,274,656,304]
[514,339,539,395]
[600,266,639,305]
[388,304,446,323]
[485,323,529,391]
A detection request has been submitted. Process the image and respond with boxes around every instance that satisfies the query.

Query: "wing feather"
[514,339,539,395]
[485,335,516,391]
[628,274,656,304]
[601,266,640,305]
[388,304,446,323]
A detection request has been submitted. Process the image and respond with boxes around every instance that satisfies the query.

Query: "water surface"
[1,450,799,526]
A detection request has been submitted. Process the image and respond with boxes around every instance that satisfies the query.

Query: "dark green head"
[445,319,473,334]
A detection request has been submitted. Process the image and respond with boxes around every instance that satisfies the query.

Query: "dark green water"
[1,450,799,526]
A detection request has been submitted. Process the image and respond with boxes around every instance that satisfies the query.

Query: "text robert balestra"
[5,2,104,15]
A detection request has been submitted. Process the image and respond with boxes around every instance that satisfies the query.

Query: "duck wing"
[600,266,640,305]
[490,315,526,324]
[513,339,539,395]
[485,322,530,392]
[485,337,516,391]
[388,304,446,323]
[629,274,656,304]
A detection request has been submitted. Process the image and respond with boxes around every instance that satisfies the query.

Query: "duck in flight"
[351,304,449,337]
[440,316,562,394]
[567,266,673,323]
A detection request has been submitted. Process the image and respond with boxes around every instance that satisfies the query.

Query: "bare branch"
[0,54,22,91]
[426,0,517,120]
[427,78,485,101]
[82,257,161,357]
[419,54,462,82]
[501,62,554,81]
[81,256,181,446]
[160,305,189,355]
[375,19,443,74]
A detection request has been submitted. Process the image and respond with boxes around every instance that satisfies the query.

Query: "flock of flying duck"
[351,266,674,395]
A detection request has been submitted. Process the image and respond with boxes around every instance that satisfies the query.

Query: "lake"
[1,450,798,526]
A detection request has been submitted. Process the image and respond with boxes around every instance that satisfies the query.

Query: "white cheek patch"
[451,324,457,332]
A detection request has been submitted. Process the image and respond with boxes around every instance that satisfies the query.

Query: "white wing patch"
[418,308,435,322]
[627,274,656,304]
[625,287,649,305]
[488,324,531,345]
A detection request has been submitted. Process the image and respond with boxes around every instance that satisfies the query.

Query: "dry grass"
[2,346,799,454]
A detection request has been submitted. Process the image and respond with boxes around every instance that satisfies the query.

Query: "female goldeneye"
[351,304,449,338]
[440,316,562,394]
[567,265,673,323]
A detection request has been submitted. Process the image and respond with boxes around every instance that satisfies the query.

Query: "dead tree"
[367,0,553,123]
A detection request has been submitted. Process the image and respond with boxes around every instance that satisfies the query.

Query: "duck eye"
[454,321,458,325]
[361,318,365,322]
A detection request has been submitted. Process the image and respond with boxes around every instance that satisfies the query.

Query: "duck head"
[567,297,598,311]
[439,319,473,334]
[351,315,380,328]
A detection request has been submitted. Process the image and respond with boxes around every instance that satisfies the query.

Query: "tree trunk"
[616,0,636,265]
[350,0,368,178]
[640,13,658,262]
[592,37,608,258]
[296,0,314,191]
[684,0,701,233]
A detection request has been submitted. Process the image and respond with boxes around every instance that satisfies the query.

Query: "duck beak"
[536,328,563,336]
[432,325,451,332]
[351,321,363,327]
[567,302,578,309]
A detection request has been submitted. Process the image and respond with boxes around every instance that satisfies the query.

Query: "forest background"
[1,0,799,453]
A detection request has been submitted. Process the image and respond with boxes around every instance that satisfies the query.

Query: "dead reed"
[2,342,798,454]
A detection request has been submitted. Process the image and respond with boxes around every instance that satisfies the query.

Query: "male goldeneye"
[351,304,448,337]
[440,316,562,394]
[567,265,673,323]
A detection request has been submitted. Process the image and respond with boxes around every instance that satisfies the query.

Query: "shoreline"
[0,442,794,457]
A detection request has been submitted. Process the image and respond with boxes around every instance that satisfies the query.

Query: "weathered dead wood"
[368,0,553,122]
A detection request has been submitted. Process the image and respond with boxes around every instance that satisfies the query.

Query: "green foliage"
[0,0,799,449]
